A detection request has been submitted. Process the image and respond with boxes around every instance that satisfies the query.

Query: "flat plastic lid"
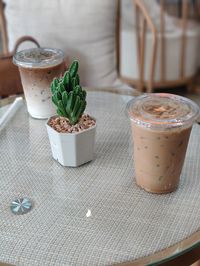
[127,93,199,129]
[13,47,64,68]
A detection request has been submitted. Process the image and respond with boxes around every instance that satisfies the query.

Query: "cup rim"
[127,93,200,130]
[13,47,64,68]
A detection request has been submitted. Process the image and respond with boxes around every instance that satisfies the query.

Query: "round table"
[0,89,200,266]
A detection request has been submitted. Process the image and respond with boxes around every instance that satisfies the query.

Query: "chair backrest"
[120,0,199,92]
[134,0,200,92]
[1,0,121,88]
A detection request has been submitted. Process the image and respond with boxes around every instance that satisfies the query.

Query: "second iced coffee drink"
[13,47,65,119]
[127,93,199,194]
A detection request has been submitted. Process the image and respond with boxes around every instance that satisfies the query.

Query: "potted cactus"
[46,60,96,167]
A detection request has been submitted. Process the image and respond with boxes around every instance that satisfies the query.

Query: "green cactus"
[50,60,87,125]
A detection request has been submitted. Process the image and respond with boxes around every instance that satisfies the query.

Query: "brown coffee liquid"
[131,124,191,193]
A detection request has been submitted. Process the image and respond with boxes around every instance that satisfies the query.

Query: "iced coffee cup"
[13,47,64,119]
[127,93,199,194]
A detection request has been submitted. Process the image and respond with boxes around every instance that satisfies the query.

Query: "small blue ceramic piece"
[10,197,32,215]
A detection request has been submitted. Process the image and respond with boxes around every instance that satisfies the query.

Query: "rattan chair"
[120,0,200,92]
[0,0,141,98]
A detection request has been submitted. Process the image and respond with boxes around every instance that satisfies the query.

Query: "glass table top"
[0,91,200,266]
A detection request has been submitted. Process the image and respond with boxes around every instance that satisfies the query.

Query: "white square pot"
[46,117,96,167]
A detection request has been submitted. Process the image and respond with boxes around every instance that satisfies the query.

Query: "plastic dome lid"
[127,93,199,129]
[13,47,64,68]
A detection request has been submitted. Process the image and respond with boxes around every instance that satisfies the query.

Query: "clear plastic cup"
[13,47,64,119]
[127,93,199,194]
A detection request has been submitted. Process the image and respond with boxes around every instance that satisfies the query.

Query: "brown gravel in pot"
[48,114,96,133]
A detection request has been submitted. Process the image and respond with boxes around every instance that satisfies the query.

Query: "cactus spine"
[50,60,87,125]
